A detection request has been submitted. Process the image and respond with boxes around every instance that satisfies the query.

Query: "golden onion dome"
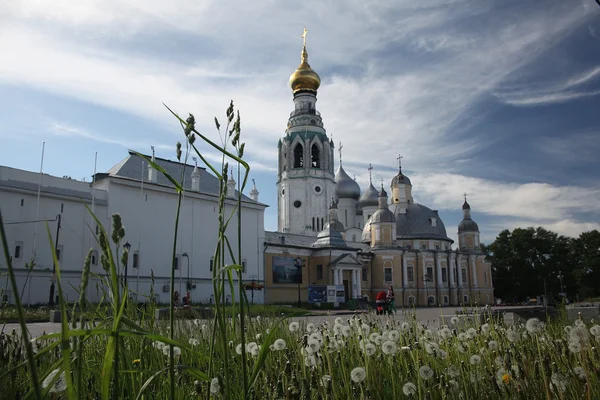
[289,28,321,94]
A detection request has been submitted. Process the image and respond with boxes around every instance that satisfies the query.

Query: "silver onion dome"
[335,164,361,200]
[358,183,379,208]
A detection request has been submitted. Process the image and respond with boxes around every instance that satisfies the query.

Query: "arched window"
[444,296,449,304]
[311,143,320,168]
[91,250,98,265]
[293,143,304,168]
[174,256,179,270]
[428,296,435,306]
[133,251,139,268]
[14,245,22,259]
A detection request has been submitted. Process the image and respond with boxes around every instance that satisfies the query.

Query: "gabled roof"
[99,152,267,206]
[328,253,363,267]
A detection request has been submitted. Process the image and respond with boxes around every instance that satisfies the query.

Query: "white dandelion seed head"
[304,355,317,367]
[335,317,344,326]
[403,382,417,396]
[210,377,220,395]
[306,323,316,333]
[574,319,585,327]
[507,330,520,343]
[361,324,371,336]
[481,323,490,334]
[401,322,410,331]
[401,346,411,351]
[236,343,243,355]
[589,325,600,337]
[573,366,586,379]
[568,341,582,353]
[246,342,258,352]
[321,374,332,387]
[525,318,542,335]
[341,325,351,337]
[451,316,460,325]
[388,330,400,342]
[250,345,261,357]
[362,342,376,356]
[369,332,380,343]
[458,332,468,341]
[289,322,300,332]
[569,325,591,347]
[564,325,573,334]
[437,349,448,359]
[307,338,321,353]
[439,327,452,340]
[447,365,460,378]
[456,343,467,354]
[495,356,504,367]
[255,333,262,341]
[470,354,482,365]
[350,367,367,383]
[309,331,323,342]
[467,328,477,338]
[550,372,567,393]
[448,379,459,391]
[189,338,199,346]
[419,365,434,380]
[153,341,165,350]
[425,342,439,355]
[488,341,499,351]
[273,338,287,351]
[334,325,343,335]
[382,340,398,355]
[256,316,261,323]
[266,328,270,334]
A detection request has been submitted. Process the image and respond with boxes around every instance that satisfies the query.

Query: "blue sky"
[1,0,599,245]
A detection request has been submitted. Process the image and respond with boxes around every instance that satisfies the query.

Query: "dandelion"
[425,342,439,354]
[437,349,448,359]
[362,342,376,356]
[369,332,380,343]
[401,322,410,330]
[236,344,244,355]
[306,323,316,333]
[189,338,199,346]
[250,346,260,357]
[569,325,591,347]
[341,325,351,337]
[210,377,220,396]
[568,341,582,353]
[573,366,586,379]
[335,317,344,326]
[467,328,477,338]
[403,382,417,396]
[289,322,300,332]
[382,340,398,355]
[163,346,181,358]
[525,318,542,335]
[481,323,490,334]
[361,324,371,336]
[469,354,481,365]
[419,365,434,380]
[550,372,567,393]
[273,338,287,351]
[306,338,320,354]
[458,332,468,341]
[321,374,332,388]
[488,340,499,351]
[451,316,460,325]
[589,325,600,337]
[153,341,165,350]
[350,367,367,383]
[447,365,460,378]
[507,329,520,343]
[255,333,262,341]
[438,327,452,339]
[494,356,504,367]
[42,368,67,393]
[305,355,317,367]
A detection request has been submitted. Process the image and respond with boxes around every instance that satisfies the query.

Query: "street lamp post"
[182,252,190,295]
[423,274,432,307]
[294,257,306,307]
[48,214,61,307]
[123,241,131,289]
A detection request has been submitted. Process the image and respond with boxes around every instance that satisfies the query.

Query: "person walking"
[387,286,396,314]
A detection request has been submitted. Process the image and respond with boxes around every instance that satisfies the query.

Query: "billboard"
[308,285,346,303]
[272,256,301,284]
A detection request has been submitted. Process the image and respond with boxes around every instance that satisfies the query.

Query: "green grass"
[2,102,599,399]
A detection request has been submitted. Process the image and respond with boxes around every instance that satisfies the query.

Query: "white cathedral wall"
[104,180,265,304]
[278,177,335,235]
[0,167,110,305]
[337,198,356,229]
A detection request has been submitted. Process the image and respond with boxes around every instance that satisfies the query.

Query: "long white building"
[0,151,267,305]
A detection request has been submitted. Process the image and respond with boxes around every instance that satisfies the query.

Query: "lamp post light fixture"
[294,256,306,307]
[123,241,132,288]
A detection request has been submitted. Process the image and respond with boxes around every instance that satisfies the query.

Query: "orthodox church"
[264,29,494,307]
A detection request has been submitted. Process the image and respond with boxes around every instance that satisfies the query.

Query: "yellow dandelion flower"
[502,373,511,384]
[133,359,141,365]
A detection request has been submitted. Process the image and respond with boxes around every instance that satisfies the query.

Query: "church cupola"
[358,163,379,226]
[369,185,396,248]
[458,193,480,250]
[390,154,412,213]
[334,142,360,229]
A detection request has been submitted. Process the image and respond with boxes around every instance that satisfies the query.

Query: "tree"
[571,230,600,299]
[487,227,573,303]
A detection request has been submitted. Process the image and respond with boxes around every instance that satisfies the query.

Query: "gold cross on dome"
[338,141,343,165]
[368,163,373,183]
[397,154,403,170]
[301,26,308,47]
[463,192,468,201]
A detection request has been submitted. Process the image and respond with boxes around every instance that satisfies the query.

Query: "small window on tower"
[311,144,320,168]
[293,143,304,168]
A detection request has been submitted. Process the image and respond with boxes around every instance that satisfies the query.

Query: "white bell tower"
[277,28,336,236]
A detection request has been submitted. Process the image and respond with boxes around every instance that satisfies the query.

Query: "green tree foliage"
[487,227,600,303]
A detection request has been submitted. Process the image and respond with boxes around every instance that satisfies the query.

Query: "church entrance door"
[343,280,349,303]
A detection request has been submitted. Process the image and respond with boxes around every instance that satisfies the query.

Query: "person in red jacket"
[375,291,387,315]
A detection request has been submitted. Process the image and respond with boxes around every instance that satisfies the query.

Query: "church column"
[449,252,456,305]
[470,255,478,287]
[457,254,463,288]
[353,270,359,298]
[337,269,343,286]
[435,253,443,288]
[357,269,362,298]
[333,269,339,285]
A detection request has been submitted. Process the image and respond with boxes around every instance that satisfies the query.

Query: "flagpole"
[137,160,144,297]
[88,152,97,301]
[28,141,45,306]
